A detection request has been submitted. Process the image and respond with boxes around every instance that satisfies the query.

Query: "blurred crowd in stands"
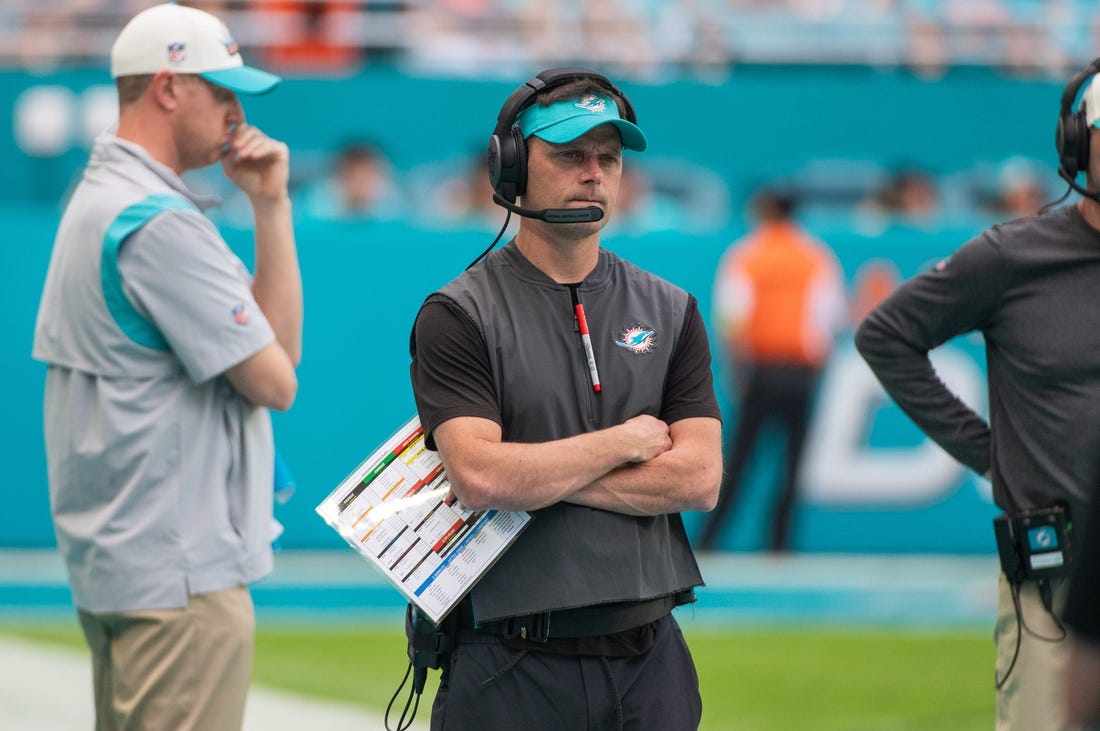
[3,0,1100,82]
[181,136,1059,235]
[1,0,1078,235]
[182,138,741,234]
[783,154,1062,232]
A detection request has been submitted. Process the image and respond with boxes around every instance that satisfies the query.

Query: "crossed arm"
[432,414,722,516]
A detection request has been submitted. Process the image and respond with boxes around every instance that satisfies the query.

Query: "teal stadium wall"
[0,66,1066,552]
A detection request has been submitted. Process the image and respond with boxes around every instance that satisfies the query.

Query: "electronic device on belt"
[993,505,1072,584]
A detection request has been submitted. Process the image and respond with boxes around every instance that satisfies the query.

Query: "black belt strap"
[464,591,692,642]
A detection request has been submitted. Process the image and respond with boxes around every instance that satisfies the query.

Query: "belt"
[460,591,692,643]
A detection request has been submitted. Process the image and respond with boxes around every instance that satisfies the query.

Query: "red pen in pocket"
[575,303,601,393]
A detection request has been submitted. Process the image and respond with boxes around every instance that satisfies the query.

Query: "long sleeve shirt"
[856,203,1100,523]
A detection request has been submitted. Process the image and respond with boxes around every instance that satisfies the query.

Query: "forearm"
[568,417,722,516]
[434,415,673,512]
[855,316,990,474]
[225,126,302,365]
[250,194,303,365]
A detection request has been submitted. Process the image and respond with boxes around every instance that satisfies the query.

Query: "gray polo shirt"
[32,133,276,613]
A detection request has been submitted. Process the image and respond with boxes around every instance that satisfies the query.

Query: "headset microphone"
[1056,167,1100,203]
[490,192,604,223]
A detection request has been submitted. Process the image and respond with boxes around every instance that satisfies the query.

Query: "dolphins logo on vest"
[615,324,656,354]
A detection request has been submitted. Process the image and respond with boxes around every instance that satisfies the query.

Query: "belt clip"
[505,612,551,643]
[528,612,550,643]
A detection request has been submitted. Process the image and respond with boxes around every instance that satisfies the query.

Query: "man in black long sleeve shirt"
[856,71,1100,728]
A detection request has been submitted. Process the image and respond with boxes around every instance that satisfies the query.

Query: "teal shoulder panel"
[100,193,198,350]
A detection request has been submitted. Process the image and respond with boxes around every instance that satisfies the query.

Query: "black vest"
[431,242,704,623]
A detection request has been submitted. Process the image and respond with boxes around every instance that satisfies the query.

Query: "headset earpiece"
[509,124,527,198]
[487,123,527,203]
[1057,99,1090,180]
[487,66,635,204]
[1065,108,1089,179]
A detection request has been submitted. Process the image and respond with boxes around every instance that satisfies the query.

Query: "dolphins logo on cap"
[575,94,608,114]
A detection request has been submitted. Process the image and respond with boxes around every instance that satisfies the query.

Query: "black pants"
[430,614,702,731]
[698,363,820,552]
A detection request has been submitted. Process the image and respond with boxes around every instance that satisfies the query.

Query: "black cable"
[1029,579,1068,642]
[995,579,1068,689]
[1020,580,1064,641]
[1037,184,1074,216]
[384,660,421,731]
[465,210,514,271]
[995,582,1023,690]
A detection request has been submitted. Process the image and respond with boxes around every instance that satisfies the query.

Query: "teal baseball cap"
[517,92,647,151]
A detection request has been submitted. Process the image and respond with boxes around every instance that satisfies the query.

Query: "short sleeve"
[410,297,500,448]
[119,208,274,383]
[661,295,721,425]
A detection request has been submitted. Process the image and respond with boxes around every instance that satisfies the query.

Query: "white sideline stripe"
[0,635,427,731]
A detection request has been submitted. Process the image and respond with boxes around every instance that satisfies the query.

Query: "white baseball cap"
[1086,76,1100,128]
[110,3,280,95]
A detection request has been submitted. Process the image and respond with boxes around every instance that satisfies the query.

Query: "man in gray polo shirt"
[31,4,301,729]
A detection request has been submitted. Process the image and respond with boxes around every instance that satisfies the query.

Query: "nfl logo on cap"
[167,42,186,64]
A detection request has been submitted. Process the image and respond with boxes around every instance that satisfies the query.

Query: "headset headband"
[492,66,637,141]
[1060,59,1100,121]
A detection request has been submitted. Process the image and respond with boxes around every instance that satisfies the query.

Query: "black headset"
[1056,58,1100,197]
[487,66,637,207]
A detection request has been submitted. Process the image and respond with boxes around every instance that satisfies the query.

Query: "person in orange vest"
[698,187,846,552]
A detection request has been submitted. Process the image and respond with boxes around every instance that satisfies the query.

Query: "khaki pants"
[78,586,255,731]
[995,573,1082,731]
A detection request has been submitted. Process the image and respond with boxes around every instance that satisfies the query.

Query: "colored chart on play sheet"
[316,416,530,623]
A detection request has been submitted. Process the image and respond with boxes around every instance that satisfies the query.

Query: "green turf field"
[4,619,993,730]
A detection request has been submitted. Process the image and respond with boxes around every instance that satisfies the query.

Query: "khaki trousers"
[78,586,255,731]
[995,573,1082,731]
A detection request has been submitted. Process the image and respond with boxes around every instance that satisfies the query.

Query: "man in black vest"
[409,68,723,730]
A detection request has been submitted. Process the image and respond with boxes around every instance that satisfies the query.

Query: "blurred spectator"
[2,0,1098,76]
[904,11,949,79]
[651,0,730,83]
[602,165,688,236]
[861,167,941,219]
[9,0,117,68]
[851,258,901,324]
[404,1,531,78]
[252,1,362,74]
[297,141,405,222]
[410,147,518,232]
[574,0,660,79]
[612,158,732,235]
[983,156,1051,220]
[697,187,847,552]
[440,150,501,224]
